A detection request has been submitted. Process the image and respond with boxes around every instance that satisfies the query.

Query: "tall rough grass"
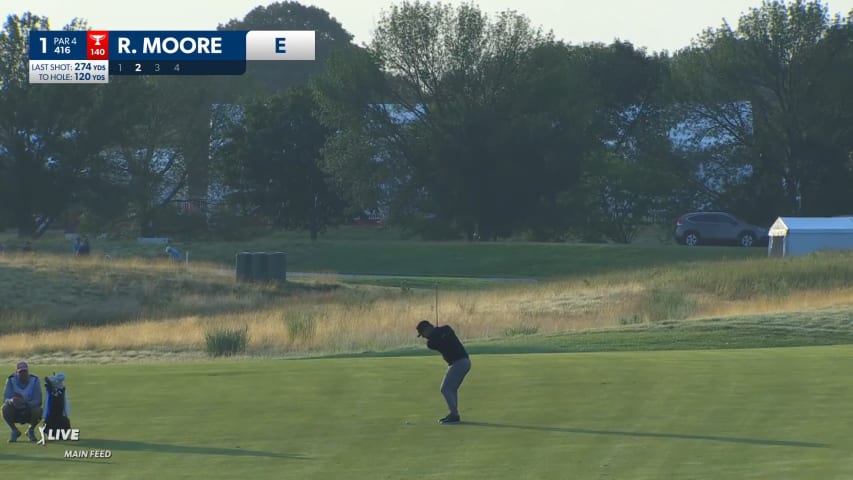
[2,251,853,357]
[643,288,697,322]
[667,254,853,299]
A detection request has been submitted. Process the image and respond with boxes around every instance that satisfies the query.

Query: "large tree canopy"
[219,0,355,93]
[215,86,346,240]
[672,0,853,222]
[569,41,683,243]
[315,1,602,240]
[0,13,108,236]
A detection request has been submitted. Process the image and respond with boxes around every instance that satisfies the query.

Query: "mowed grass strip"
[1,228,761,277]
[3,347,852,480]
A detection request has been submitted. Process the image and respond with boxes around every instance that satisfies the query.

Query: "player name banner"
[28,30,315,84]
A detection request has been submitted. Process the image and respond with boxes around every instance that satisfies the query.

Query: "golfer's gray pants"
[440,357,471,416]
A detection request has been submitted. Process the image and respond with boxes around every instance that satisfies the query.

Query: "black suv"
[675,212,768,247]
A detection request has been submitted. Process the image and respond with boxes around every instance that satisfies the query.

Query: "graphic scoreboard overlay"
[28,30,315,84]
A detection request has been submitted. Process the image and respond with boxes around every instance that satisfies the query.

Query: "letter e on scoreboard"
[87,31,109,60]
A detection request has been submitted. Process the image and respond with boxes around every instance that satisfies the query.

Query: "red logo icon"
[87,31,109,60]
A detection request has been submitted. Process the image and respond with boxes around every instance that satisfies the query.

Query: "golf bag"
[43,373,71,436]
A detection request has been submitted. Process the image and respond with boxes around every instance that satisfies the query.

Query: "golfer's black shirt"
[427,326,469,365]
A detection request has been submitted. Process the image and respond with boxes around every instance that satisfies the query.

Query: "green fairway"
[4,346,852,479]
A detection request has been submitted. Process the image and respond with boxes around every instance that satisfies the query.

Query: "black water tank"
[268,252,287,283]
[235,252,252,282]
[251,252,269,282]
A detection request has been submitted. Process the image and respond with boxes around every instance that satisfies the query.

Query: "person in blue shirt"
[165,246,181,261]
[2,362,42,442]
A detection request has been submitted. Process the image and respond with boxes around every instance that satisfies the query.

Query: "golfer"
[416,320,471,424]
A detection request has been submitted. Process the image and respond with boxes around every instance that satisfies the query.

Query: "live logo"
[48,429,80,441]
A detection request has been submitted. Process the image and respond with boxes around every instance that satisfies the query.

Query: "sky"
[5,0,853,53]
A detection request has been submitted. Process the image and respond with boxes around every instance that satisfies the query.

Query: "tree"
[569,42,683,243]
[0,13,107,236]
[216,86,346,240]
[671,0,853,221]
[312,47,394,213]
[316,1,595,240]
[181,1,358,224]
[85,77,214,236]
[218,1,354,93]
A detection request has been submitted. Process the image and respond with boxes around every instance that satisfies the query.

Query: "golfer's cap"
[16,362,28,373]
[416,320,432,337]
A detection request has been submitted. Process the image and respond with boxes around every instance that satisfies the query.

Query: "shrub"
[619,314,644,325]
[204,325,248,357]
[145,206,209,239]
[208,205,267,241]
[504,324,539,336]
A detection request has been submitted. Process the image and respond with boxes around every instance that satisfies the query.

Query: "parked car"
[674,212,768,247]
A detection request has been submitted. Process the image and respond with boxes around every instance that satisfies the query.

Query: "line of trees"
[1,0,852,242]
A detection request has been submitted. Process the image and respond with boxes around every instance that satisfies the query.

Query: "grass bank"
[2,250,853,358]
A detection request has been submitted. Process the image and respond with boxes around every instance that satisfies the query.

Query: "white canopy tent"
[768,217,853,257]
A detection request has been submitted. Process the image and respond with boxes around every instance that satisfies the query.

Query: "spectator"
[165,246,181,262]
[22,241,32,253]
[78,236,90,256]
[73,237,82,256]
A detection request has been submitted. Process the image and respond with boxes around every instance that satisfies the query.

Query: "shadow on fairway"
[0,453,69,463]
[75,439,309,459]
[460,422,828,448]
